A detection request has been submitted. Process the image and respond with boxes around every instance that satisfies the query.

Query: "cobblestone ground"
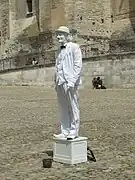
[0,86,135,180]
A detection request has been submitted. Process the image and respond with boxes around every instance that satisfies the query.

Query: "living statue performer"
[53,26,82,140]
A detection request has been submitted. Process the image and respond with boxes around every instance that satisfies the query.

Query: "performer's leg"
[67,87,80,138]
[56,84,70,136]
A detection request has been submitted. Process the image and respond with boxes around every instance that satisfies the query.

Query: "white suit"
[55,42,82,137]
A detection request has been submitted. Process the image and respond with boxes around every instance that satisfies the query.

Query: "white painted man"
[54,26,82,140]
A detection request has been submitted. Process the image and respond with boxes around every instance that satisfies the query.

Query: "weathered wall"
[63,0,112,54]
[0,66,55,87]
[0,0,9,46]
[110,0,135,53]
[1,0,135,57]
[0,0,55,60]
[51,0,67,30]
[66,0,111,37]
[82,53,135,89]
[1,53,135,88]
[111,0,135,39]
[1,0,135,90]
[39,0,51,32]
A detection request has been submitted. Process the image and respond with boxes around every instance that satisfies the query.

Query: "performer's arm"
[68,45,82,87]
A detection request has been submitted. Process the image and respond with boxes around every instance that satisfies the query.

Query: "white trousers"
[56,83,80,136]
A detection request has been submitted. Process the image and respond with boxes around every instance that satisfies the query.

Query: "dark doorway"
[26,0,33,17]
[27,0,32,13]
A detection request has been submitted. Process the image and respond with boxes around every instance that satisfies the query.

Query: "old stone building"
[0,0,135,88]
[0,0,53,60]
[0,0,135,58]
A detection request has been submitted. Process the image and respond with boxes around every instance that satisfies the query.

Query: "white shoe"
[53,133,67,139]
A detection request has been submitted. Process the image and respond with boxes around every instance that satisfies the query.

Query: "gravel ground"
[0,86,135,180]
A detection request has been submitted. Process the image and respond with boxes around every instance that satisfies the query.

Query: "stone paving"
[0,86,135,180]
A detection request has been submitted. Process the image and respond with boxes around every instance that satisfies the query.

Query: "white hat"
[56,26,70,34]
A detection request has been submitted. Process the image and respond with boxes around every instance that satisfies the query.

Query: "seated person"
[96,76,102,89]
[32,58,38,65]
[92,77,98,89]
[92,77,106,89]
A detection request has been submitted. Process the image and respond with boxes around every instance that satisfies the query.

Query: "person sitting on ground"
[92,76,106,89]
[32,58,38,65]
[96,76,103,89]
[92,77,98,89]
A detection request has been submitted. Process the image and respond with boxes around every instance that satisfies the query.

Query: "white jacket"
[55,42,82,87]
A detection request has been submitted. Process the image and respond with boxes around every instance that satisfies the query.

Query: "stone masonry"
[0,0,135,58]
[0,1,135,88]
[0,0,9,47]
[0,0,114,59]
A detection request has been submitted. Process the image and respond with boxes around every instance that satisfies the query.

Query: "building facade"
[0,0,135,61]
[0,0,135,88]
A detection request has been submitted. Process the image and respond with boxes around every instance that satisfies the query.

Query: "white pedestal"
[53,136,88,165]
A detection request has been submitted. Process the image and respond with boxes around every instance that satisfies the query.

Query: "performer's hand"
[67,82,74,90]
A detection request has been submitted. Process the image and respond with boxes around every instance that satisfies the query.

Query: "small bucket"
[42,158,53,168]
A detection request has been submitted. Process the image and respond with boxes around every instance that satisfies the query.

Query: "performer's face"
[56,32,68,44]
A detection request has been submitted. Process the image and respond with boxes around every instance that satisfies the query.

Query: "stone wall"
[1,52,135,89]
[0,0,55,59]
[67,0,112,37]
[1,0,135,89]
[82,52,135,89]
[1,0,135,57]
[63,0,112,53]
[0,0,9,46]
[110,0,135,53]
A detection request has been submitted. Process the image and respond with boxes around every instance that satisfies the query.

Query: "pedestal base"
[53,136,88,165]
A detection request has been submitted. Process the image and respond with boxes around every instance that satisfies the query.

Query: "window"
[26,0,33,17]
